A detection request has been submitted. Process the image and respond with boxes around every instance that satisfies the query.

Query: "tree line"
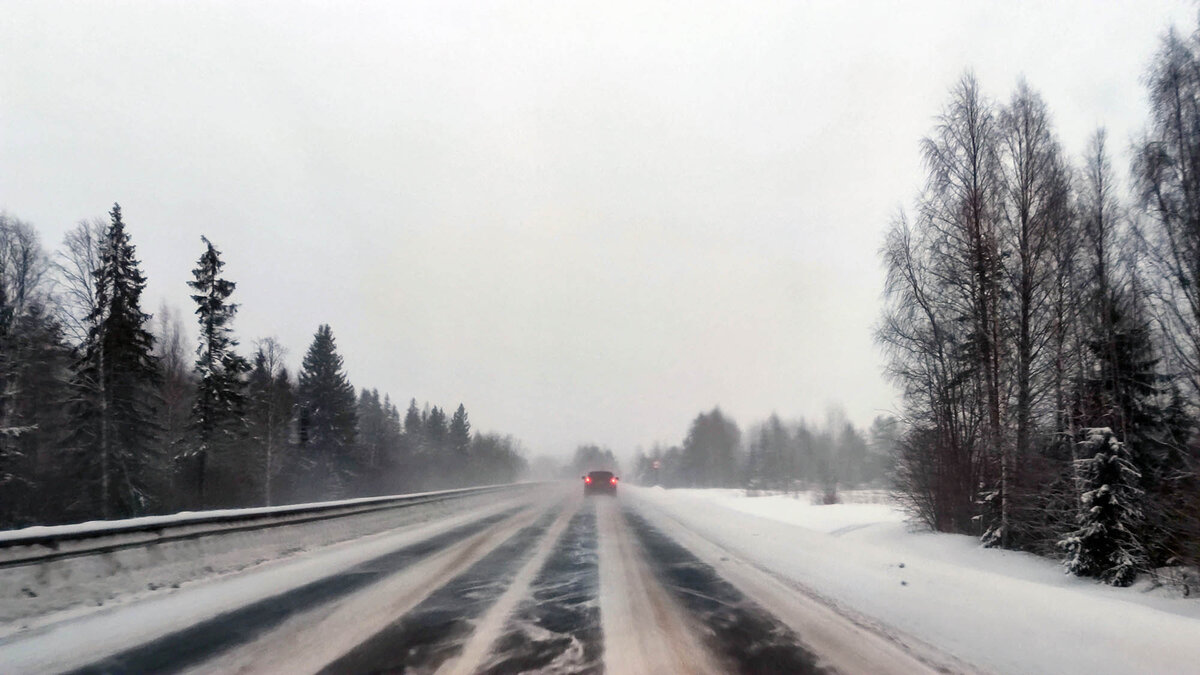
[878,19,1200,585]
[627,407,892,500]
[0,205,527,529]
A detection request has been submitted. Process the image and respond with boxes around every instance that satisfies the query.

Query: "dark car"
[583,470,618,495]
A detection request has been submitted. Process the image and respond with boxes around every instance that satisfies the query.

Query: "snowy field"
[662,488,906,534]
[633,486,1200,674]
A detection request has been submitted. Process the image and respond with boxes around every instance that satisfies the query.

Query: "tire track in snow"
[317,505,562,674]
[475,500,603,674]
[438,497,580,675]
[623,508,827,674]
[66,505,526,675]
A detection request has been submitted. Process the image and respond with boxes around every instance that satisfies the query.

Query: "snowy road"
[0,483,960,674]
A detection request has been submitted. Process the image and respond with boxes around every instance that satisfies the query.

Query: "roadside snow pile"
[635,486,1200,675]
[665,488,905,534]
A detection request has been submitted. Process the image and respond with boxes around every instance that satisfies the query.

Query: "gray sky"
[2,0,1195,457]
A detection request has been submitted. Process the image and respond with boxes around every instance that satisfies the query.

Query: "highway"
[0,483,959,674]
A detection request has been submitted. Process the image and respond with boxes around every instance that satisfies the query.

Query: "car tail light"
[610,477,618,485]
[584,476,592,484]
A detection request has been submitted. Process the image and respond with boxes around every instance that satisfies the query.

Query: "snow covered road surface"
[0,490,542,673]
[597,496,723,674]
[0,485,523,632]
[7,483,1192,673]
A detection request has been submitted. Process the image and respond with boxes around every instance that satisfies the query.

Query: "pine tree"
[296,324,357,498]
[70,203,160,519]
[187,237,249,507]
[1060,428,1148,586]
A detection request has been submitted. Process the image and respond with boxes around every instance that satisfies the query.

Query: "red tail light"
[584,476,592,484]
[610,477,618,485]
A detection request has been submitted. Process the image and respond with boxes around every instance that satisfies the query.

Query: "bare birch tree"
[54,218,107,346]
[921,73,1004,534]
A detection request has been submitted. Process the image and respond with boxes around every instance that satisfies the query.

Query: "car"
[583,470,618,495]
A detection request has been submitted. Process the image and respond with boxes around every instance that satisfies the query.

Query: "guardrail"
[0,483,528,569]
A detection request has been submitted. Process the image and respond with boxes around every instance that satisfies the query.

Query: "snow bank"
[634,486,1200,675]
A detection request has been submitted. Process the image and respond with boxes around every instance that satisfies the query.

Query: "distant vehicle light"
[610,477,618,484]
[584,476,592,484]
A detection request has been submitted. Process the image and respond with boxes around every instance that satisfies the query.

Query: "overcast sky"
[1,0,1195,458]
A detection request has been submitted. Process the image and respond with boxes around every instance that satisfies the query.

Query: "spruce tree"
[357,388,384,469]
[426,406,447,449]
[383,394,402,446]
[0,281,24,525]
[10,306,75,525]
[449,403,471,483]
[188,237,249,507]
[356,388,387,493]
[423,405,448,486]
[297,324,357,498]
[395,398,423,490]
[1060,428,1148,586]
[449,404,471,455]
[70,203,160,519]
[1078,290,1163,446]
[404,398,422,436]
[0,301,75,527]
[246,351,271,496]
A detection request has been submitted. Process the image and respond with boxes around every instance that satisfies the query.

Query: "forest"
[0,206,527,529]
[878,21,1200,585]
[622,407,893,503]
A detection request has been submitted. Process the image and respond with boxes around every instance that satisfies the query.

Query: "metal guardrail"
[0,483,533,568]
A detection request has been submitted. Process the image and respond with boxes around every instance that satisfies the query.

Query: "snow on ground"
[634,486,1200,675]
[663,488,905,534]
